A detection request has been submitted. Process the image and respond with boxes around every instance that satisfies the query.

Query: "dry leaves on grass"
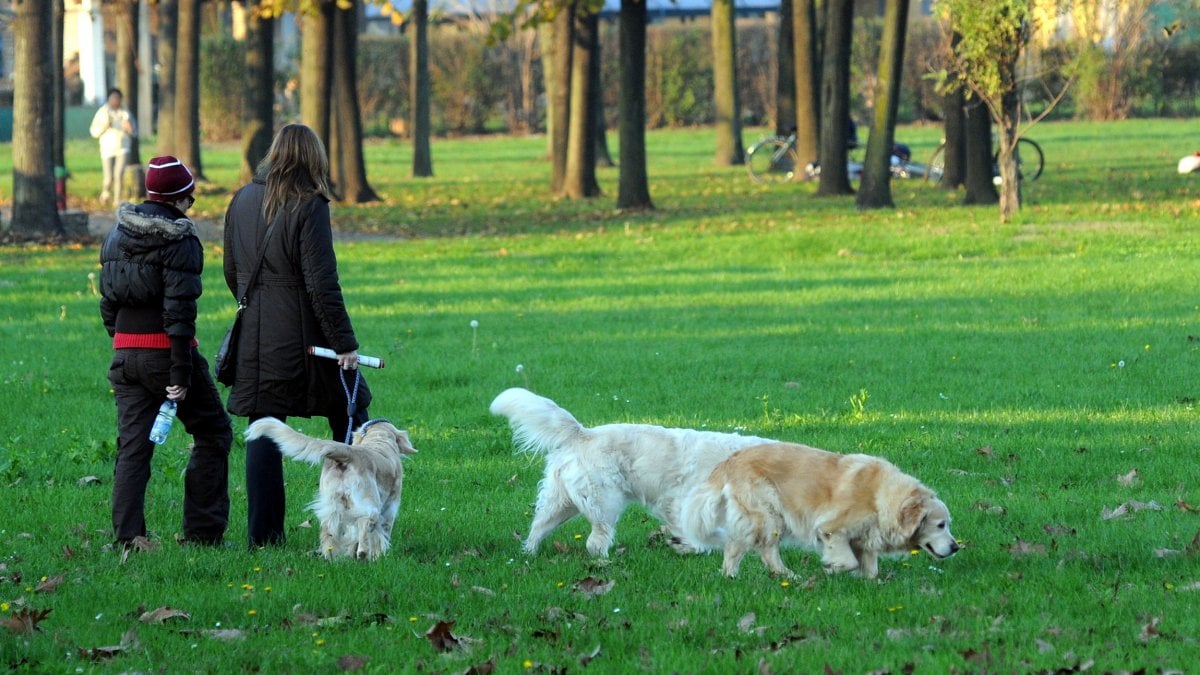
[34,574,64,594]
[1137,616,1161,642]
[425,620,479,653]
[1177,498,1199,513]
[1101,500,1163,520]
[1008,539,1046,557]
[573,576,614,597]
[78,627,140,662]
[2,608,51,634]
[76,475,101,487]
[1115,469,1139,487]
[138,607,191,624]
[337,655,368,671]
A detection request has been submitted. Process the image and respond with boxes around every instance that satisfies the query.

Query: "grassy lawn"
[1,120,1199,671]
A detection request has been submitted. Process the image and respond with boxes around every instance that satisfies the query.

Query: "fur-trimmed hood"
[116,201,197,243]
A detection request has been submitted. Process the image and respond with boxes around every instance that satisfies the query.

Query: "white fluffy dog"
[489,387,774,557]
[680,442,959,579]
[246,417,416,560]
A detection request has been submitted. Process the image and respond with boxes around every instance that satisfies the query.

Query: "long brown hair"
[257,124,334,223]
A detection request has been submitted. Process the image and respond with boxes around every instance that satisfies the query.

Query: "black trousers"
[246,405,368,548]
[108,348,232,544]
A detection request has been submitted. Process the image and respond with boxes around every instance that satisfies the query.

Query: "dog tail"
[246,417,353,465]
[489,387,587,456]
[678,479,728,552]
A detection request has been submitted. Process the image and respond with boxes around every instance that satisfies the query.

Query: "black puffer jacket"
[99,201,203,387]
[222,177,370,418]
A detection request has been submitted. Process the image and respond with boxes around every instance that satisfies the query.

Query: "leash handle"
[309,346,385,369]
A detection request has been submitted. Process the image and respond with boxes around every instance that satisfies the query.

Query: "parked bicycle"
[926,136,1044,184]
[745,129,926,184]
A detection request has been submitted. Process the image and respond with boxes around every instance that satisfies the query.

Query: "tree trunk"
[410,0,433,177]
[939,84,966,189]
[301,0,333,153]
[52,0,66,172]
[115,0,140,166]
[792,0,820,170]
[549,4,575,193]
[10,0,62,237]
[857,0,908,210]
[241,8,274,181]
[563,9,600,198]
[156,0,178,157]
[175,0,205,179]
[538,21,555,157]
[331,0,378,203]
[962,99,997,205]
[816,0,854,196]
[617,0,653,210]
[711,0,743,165]
[590,22,613,169]
[996,90,1021,222]
[775,0,796,137]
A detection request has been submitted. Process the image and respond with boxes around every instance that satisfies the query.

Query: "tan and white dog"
[680,442,959,579]
[490,387,774,557]
[246,417,416,560]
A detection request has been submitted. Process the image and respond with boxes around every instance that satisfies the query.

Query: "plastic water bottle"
[149,400,178,445]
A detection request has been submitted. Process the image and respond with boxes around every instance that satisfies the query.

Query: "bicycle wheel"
[1016,137,1044,181]
[925,143,946,183]
[746,138,800,184]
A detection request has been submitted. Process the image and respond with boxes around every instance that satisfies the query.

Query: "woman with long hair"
[222,124,371,548]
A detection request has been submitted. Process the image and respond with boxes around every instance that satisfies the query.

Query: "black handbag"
[214,216,279,386]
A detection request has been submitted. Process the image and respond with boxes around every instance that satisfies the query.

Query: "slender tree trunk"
[11,0,62,236]
[617,0,653,210]
[115,0,140,165]
[331,0,378,202]
[590,22,613,169]
[301,0,334,154]
[175,0,205,179]
[410,0,433,177]
[156,0,178,157]
[792,0,820,170]
[775,0,796,137]
[817,0,854,195]
[962,99,997,205]
[549,3,576,193]
[538,21,556,157]
[939,85,966,188]
[857,0,908,210]
[711,0,743,165]
[563,9,600,198]
[996,90,1021,222]
[241,8,274,181]
[520,31,538,134]
[52,0,66,172]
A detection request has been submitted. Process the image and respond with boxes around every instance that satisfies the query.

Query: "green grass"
[2,120,1199,671]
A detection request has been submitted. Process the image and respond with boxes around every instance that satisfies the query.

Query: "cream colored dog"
[490,387,774,557]
[246,417,416,560]
[680,442,959,579]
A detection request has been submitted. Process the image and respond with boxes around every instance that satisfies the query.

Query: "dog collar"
[359,418,391,434]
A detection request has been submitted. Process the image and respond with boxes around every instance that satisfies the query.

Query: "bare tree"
[156,0,178,157]
[411,0,433,177]
[241,3,274,181]
[616,0,653,210]
[817,0,854,196]
[114,0,141,165]
[563,8,600,198]
[548,3,575,193]
[330,0,378,202]
[857,0,908,209]
[53,0,66,172]
[300,0,334,152]
[175,0,205,179]
[792,0,820,171]
[711,0,743,165]
[10,0,63,237]
[775,0,795,137]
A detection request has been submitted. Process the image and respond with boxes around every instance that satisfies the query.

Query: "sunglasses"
[183,195,196,208]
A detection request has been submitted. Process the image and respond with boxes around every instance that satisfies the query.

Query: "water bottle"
[149,400,178,445]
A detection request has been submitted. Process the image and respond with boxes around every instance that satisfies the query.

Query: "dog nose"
[949,542,961,555]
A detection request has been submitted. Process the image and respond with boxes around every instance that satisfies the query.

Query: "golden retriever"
[679,442,959,579]
[245,418,416,560]
[490,387,774,557]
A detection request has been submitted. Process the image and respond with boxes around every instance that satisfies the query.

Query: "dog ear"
[897,492,927,537]
[393,427,418,455]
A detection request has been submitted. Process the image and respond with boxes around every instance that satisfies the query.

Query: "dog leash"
[340,368,362,444]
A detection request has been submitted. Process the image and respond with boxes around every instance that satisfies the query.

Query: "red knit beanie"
[145,156,196,201]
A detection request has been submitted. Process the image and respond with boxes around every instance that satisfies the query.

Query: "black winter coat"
[222,178,370,418]
[99,201,203,387]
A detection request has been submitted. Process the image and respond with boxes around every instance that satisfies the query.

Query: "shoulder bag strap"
[236,212,282,310]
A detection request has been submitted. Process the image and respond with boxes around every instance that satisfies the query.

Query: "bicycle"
[746,131,926,183]
[926,136,1044,184]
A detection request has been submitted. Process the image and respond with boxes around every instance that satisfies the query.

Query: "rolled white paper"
[307,346,385,369]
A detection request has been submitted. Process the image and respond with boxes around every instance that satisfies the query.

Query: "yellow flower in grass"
[1,602,9,612]
[524,660,534,669]
[887,605,903,613]
[247,609,258,616]
[780,581,791,588]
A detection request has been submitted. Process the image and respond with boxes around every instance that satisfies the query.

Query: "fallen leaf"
[79,627,140,661]
[61,545,76,560]
[1188,530,1200,554]
[1153,548,1182,558]
[552,540,570,553]
[1116,469,1139,487]
[139,607,191,624]
[737,612,757,633]
[35,575,64,594]
[298,519,313,529]
[337,655,368,671]
[975,446,994,458]
[1177,499,1199,513]
[531,627,559,642]
[426,620,461,652]
[471,586,495,597]
[77,475,101,486]
[1008,539,1046,557]
[1138,616,1161,642]
[2,608,51,634]
[578,644,601,667]
[1101,503,1129,520]
[1041,524,1076,537]
[1129,499,1163,512]
[573,576,614,597]
[1035,638,1055,653]
[206,629,246,641]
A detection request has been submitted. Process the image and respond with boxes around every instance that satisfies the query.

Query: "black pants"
[246,406,368,548]
[108,348,232,544]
